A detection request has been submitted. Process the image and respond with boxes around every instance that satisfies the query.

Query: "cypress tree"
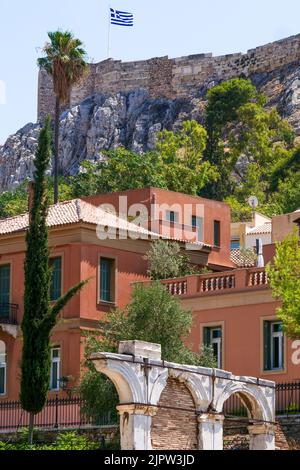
[20,117,87,444]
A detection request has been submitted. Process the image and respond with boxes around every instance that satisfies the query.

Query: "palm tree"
[38,31,88,204]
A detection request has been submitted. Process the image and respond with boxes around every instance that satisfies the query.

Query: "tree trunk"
[54,96,60,204]
[28,412,34,445]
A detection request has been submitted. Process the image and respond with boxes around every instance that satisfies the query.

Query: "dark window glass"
[264,321,284,371]
[50,258,62,301]
[0,265,10,320]
[166,211,179,223]
[100,258,114,302]
[203,326,222,368]
[50,348,60,391]
[214,221,221,247]
[0,366,5,395]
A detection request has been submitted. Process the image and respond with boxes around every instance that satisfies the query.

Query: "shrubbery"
[0,431,99,451]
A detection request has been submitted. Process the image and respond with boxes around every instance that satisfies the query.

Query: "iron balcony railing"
[0,303,19,325]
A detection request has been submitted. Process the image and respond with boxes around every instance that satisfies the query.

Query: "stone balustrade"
[147,267,270,298]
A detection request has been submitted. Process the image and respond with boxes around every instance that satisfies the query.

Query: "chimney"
[256,238,265,268]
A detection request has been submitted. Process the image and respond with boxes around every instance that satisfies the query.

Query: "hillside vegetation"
[1,79,299,221]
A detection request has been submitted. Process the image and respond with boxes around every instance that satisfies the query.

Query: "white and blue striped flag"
[110,8,134,27]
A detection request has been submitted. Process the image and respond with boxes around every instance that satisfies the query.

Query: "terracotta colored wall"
[188,300,300,384]
[0,240,149,400]
[272,212,300,242]
[79,243,149,320]
[0,328,83,401]
[83,187,233,269]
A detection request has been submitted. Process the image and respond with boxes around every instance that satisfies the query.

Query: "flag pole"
[107,3,111,58]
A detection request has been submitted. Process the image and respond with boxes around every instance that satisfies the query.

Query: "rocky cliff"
[1,60,300,192]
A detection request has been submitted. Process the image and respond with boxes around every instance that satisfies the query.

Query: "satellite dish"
[248,196,258,210]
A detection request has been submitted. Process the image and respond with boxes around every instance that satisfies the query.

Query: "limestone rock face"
[1,62,300,192]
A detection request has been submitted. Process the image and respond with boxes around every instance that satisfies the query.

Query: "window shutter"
[100,258,111,302]
[263,321,271,371]
[0,265,10,304]
[50,258,62,301]
[203,327,211,346]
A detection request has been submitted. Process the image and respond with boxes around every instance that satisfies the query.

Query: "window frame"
[213,220,221,248]
[270,321,284,371]
[166,210,179,224]
[0,263,12,307]
[0,340,7,397]
[98,255,117,305]
[191,215,204,242]
[201,322,225,369]
[230,238,240,250]
[50,346,61,392]
[261,317,286,375]
[49,255,63,302]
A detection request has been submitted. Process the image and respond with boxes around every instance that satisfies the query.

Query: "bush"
[0,431,99,451]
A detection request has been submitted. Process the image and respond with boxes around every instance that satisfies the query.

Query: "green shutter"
[214,221,220,247]
[0,266,10,319]
[0,366,5,395]
[263,321,271,371]
[50,258,62,301]
[100,259,111,302]
[203,327,211,347]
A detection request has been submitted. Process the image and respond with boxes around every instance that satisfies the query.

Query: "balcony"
[0,303,19,329]
[158,267,269,298]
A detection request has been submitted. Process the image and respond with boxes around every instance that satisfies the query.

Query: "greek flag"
[110,8,134,27]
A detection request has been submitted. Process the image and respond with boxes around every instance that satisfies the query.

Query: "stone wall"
[223,417,300,450]
[38,34,300,118]
[277,415,300,448]
[151,378,198,450]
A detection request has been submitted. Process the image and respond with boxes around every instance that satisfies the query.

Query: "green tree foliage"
[204,78,262,199]
[156,120,219,194]
[81,282,216,420]
[1,81,298,222]
[0,177,74,218]
[20,118,88,444]
[266,230,300,338]
[203,78,294,204]
[72,149,167,197]
[145,239,200,280]
[0,183,28,218]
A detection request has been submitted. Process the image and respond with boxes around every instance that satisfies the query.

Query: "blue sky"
[0,0,300,144]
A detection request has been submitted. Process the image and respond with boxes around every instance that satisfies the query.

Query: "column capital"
[248,423,276,435]
[117,403,158,417]
[197,413,225,424]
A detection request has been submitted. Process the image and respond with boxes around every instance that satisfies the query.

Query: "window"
[230,238,240,250]
[50,347,61,391]
[214,221,221,247]
[166,211,179,223]
[263,321,284,371]
[191,216,204,242]
[203,326,222,368]
[50,257,62,301]
[100,258,115,303]
[0,341,7,396]
[0,265,10,320]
